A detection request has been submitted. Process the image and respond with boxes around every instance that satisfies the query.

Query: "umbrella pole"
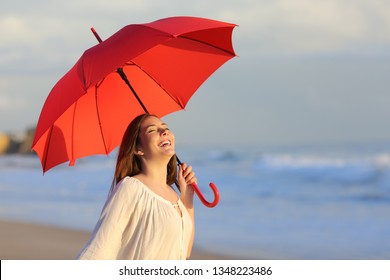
[92,28,149,113]
[116,68,148,113]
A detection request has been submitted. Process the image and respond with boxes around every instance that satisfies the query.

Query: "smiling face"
[114,114,178,186]
[137,115,176,160]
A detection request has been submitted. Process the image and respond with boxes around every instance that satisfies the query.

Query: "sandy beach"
[0,220,238,260]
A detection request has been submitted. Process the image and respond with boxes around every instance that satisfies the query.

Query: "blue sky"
[1,0,390,147]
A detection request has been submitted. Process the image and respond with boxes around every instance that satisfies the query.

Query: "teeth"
[160,140,171,147]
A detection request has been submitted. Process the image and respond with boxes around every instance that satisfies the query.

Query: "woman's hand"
[178,162,196,209]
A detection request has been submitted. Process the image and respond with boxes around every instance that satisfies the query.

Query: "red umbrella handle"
[175,156,220,208]
[191,181,220,208]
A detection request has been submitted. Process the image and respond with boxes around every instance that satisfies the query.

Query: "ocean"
[1,141,389,259]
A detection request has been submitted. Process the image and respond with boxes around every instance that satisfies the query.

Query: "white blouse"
[77,177,193,260]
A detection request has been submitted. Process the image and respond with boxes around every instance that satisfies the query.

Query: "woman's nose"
[161,129,169,136]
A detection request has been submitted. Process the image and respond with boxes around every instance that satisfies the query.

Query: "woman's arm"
[178,163,196,258]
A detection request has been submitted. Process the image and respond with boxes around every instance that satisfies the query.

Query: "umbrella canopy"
[32,16,236,171]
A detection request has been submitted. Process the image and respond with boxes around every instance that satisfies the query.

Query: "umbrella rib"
[126,62,185,109]
[70,100,77,164]
[179,35,236,56]
[94,85,109,154]
[42,126,53,172]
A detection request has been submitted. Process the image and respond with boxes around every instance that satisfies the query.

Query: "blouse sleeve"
[76,177,138,259]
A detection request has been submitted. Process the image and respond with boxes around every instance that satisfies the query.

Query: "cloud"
[0,16,27,46]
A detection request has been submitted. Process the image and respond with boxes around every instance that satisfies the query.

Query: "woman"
[77,114,196,260]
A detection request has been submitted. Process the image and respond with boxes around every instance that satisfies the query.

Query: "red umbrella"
[32,16,237,207]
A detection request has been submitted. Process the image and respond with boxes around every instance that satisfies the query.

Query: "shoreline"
[0,219,240,260]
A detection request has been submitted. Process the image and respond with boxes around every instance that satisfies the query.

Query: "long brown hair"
[110,113,178,193]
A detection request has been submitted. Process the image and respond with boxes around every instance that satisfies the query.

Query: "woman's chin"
[160,147,175,157]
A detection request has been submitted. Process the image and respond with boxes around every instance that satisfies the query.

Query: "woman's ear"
[135,149,144,156]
